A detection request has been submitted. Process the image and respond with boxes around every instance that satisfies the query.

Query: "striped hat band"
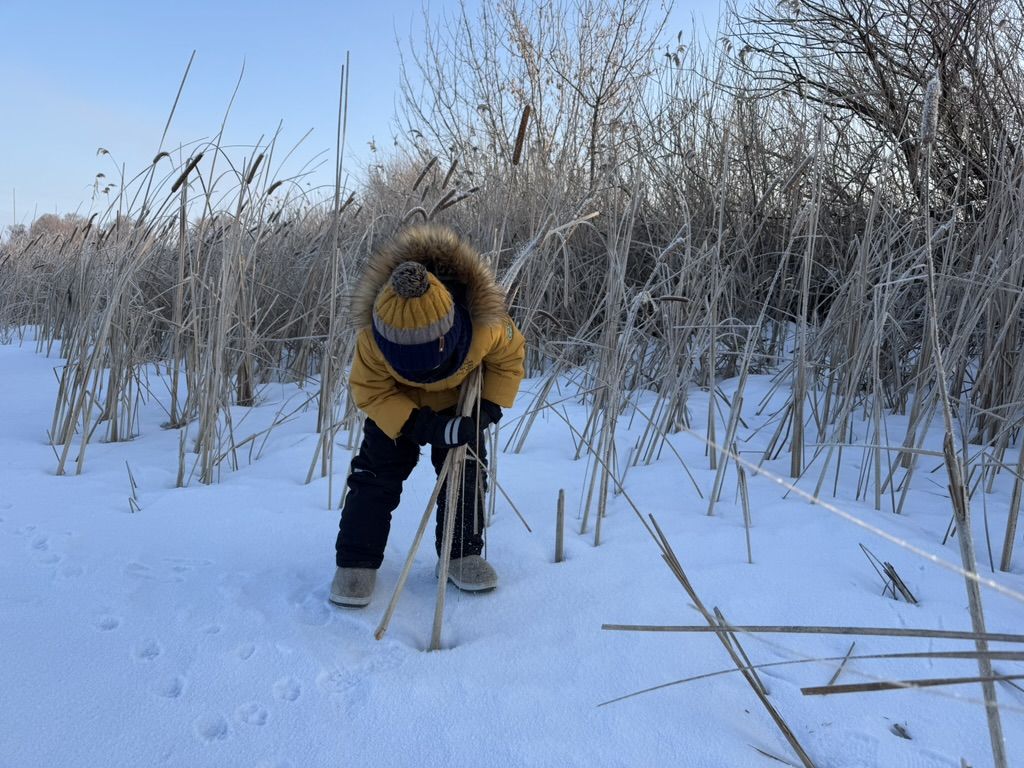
[372,305,455,346]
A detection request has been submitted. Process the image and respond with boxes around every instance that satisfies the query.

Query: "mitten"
[477,399,503,430]
[405,407,476,448]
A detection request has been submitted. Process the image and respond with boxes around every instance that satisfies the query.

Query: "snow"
[1,336,1022,768]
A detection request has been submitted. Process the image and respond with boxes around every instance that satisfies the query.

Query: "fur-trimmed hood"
[349,224,507,331]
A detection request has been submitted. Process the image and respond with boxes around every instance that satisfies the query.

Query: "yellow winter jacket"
[347,225,527,439]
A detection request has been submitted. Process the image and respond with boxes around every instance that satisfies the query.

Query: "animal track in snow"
[235,642,256,661]
[96,615,120,631]
[290,588,331,626]
[124,562,184,584]
[316,668,361,696]
[810,729,878,768]
[193,714,229,743]
[134,639,162,662]
[154,674,185,699]
[235,702,268,726]
[272,677,301,702]
[202,624,222,635]
[163,557,213,574]
[904,749,960,768]
[316,646,404,703]
[30,535,48,551]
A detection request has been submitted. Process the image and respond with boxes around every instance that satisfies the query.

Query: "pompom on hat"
[372,261,465,375]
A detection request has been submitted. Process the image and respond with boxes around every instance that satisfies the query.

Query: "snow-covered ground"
[1,336,1021,768]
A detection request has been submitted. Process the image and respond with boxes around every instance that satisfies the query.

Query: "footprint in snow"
[317,645,403,703]
[154,674,185,699]
[273,677,301,702]
[164,557,213,568]
[30,535,48,551]
[202,624,222,636]
[905,749,959,768]
[235,642,257,661]
[235,702,268,726]
[125,562,184,584]
[193,714,229,743]
[163,558,214,577]
[96,616,120,631]
[290,589,331,627]
[58,563,84,579]
[810,728,878,767]
[316,667,361,696]
[134,639,162,662]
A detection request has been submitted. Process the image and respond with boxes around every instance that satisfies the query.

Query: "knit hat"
[372,261,465,375]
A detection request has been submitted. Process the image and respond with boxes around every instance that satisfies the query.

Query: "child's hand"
[405,408,478,448]
[478,399,503,430]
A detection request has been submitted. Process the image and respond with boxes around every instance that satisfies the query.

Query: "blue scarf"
[381,303,473,384]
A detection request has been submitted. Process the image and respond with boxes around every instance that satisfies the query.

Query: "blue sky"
[1,1,722,229]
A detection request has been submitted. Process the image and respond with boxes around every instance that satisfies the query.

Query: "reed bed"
[2,0,1024,762]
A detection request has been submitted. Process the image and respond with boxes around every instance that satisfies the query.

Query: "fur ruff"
[349,224,507,330]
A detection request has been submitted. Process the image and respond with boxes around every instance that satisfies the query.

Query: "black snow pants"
[335,413,487,569]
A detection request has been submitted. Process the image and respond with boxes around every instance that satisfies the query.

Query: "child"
[331,224,526,608]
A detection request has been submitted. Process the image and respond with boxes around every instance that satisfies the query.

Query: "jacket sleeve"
[349,330,418,439]
[480,318,526,408]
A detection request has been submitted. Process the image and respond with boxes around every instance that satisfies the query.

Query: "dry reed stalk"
[465,447,530,533]
[599,648,1024,708]
[602,623,1024,643]
[167,182,188,428]
[483,422,499,527]
[313,53,351,504]
[578,203,637,545]
[541,402,655,540]
[555,488,565,563]
[707,329,754,516]
[703,126,734,473]
[919,74,1006,766]
[790,123,824,480]
[646,517,816,768]
[503,363,561,454]
[431,368,483,651]
[738,457,753,564]
[690,421,1024,606]
[825,642,856,687]
[859,543,917,604]
[714,607,769,696]
[374,455,454,642]
[1001,443,1024,571]
[802,674,1024,697]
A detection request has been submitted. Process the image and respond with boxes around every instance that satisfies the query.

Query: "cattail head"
[921,73,940,145]
[512,105,531,166]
